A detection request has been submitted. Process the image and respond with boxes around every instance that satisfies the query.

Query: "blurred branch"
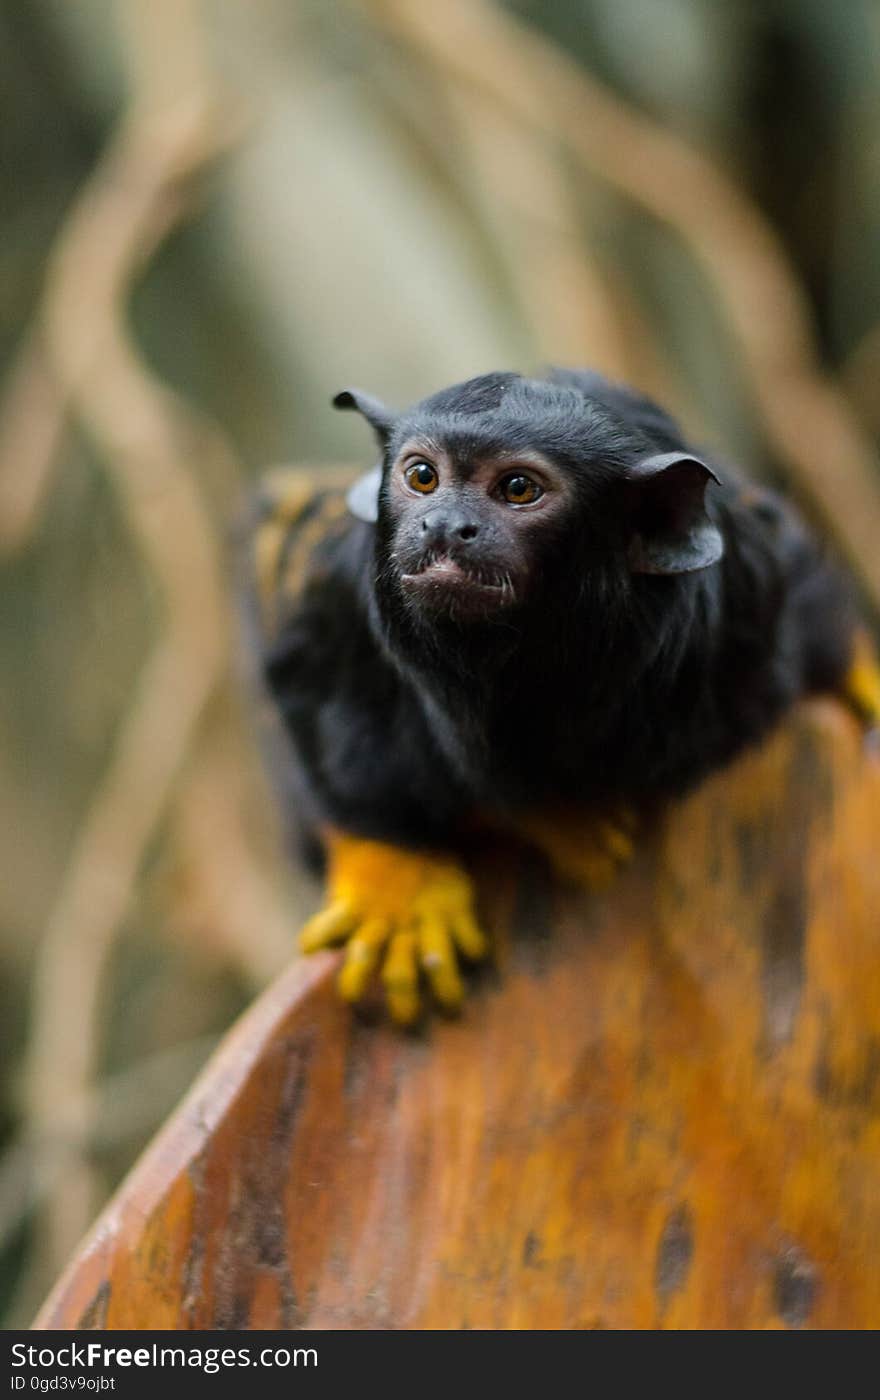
[370,0,880,613]
[162,718,304,990]
[19,0,243,1282]
[0,23,237,556]
[442,84,631,378]
[0,181,221,556]
[378,16,695,415]
[0,1035,219,1260]
[0,332,67,555]
[842,322,880,436]
[444,78,703,421]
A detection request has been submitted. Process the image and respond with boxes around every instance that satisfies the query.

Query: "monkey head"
[335,371,723,640]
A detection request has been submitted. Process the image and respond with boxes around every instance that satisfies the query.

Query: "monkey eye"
[404,461,439,495]
[499,473,543,506]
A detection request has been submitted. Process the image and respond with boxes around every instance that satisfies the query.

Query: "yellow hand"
[299,833,488,1025]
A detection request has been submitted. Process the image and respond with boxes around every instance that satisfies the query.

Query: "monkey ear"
[333,388,395,445]
[625,451,724,575]
[335,389,393,524]
[346,465,382,524]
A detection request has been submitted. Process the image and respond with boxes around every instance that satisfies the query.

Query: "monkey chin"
[399,555,519,621]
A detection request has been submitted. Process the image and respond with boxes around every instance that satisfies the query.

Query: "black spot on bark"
[774,1242,818,1328]
[207,1038,313,1327]
[78,1279,111,1330]
[510,853,555,974]
[757,726,837,1054]
[734,819,764,888]
[343,1026,369,1100]
[758,730,829,1052]
[271,1034,311,1147]
[654,1203,694,1310]
[814,1034,880,1109]
[761,881,807,1048]
[522,1231,541,1267]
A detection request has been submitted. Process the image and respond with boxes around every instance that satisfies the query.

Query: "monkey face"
[335,373,724,638]
[380,435,574,620]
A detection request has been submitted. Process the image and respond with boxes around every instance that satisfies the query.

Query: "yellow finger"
[382,929,420,1025]
[599,822,634,863]
[450,910,489,962]
[299,901,358,953]
[337,917,389,1002]
[419,917,464,1012]
[846,655,880,723]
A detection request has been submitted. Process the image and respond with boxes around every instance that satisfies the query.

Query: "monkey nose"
[421,511,480,544]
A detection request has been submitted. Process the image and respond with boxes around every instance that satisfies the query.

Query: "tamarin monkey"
[246,369,880,1025]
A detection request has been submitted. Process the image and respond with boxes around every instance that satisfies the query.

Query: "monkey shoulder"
[244,470,465,846]
[245,470,390,726]
[706,479,854,747]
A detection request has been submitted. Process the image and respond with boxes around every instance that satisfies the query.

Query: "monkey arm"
[509,618,879,891]
[299,831,488,1025]
[246,469,488,1023]
[506,615,879,888]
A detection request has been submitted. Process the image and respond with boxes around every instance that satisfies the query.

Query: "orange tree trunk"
[34,700,880,1329]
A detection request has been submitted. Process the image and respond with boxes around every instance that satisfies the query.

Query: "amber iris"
[405,462,439,494]
[500,473,542,505]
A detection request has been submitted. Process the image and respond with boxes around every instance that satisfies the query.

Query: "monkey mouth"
[400,552,517,610]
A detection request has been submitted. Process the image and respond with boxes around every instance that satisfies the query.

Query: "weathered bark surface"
[34,701,880,1329]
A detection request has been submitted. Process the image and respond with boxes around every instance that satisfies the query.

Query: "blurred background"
[2,0,880,1325]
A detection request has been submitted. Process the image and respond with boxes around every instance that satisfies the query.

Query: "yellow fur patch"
[251,466,355,642]
[277,495,348,608]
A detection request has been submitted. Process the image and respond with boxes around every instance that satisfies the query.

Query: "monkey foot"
[515,806,637,890]
[298,833,488,1025]
[843,628,880,734]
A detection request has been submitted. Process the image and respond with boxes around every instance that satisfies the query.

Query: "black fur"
[256,370,856,853]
